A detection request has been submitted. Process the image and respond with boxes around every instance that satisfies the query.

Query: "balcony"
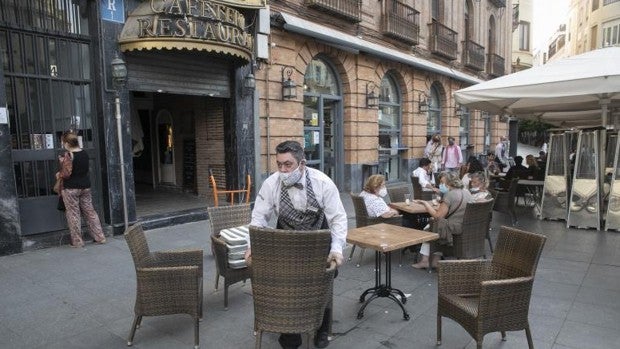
[487,53,505,77]
[462,40,485,71]
[428,21,458,60]
[489,0,506,8]
[306,0,362,23]
[382,0,420,45]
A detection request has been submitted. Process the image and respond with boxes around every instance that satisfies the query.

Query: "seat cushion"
[439,294,479,319]
[219,225,249,245]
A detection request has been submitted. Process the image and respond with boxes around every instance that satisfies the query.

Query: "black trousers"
[278,307,331,348]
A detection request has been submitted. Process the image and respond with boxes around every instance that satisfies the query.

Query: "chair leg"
[501,331,507,341]
[199,281,204,319]
[356,248,366,267]
[255,330,263,349]
[476,341,482,349]
[348,245,356,261]
[306,332,312,349]
[214,274,219,290]
[194,315,199,349]
[525,325,534,349]
[224,284,229,310]
[486,230,494,254]
[127,315,141,346]
[436,314,442,345]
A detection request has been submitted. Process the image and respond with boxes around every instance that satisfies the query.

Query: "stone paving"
[1,194,620,349]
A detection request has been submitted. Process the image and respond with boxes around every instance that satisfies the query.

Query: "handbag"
[53,178,62,194]
[57,195,66,211]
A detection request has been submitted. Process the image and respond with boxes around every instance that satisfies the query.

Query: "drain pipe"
[115,92,129,231]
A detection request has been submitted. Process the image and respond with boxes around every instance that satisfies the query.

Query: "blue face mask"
[439,183,449,194]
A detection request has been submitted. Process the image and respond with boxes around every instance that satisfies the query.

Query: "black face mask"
[448,141,454,146]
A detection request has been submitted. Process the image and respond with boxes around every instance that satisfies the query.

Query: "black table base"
[357,250,410,321]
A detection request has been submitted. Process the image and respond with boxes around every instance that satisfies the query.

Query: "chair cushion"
[220,225,249,269]
[219,225,249,245]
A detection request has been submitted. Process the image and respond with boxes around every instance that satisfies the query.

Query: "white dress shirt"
[250,167,348,254]
[412,167,434,190]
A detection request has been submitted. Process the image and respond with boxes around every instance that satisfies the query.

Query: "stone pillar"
[0,53,23,255]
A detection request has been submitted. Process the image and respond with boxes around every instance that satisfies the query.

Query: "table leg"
[356,251,410,321]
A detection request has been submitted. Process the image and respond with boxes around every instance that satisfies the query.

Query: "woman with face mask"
[359,175,400,218]
[469,172,493,202]
[412,171,473,269]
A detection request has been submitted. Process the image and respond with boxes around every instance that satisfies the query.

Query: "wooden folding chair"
[209,169,251,207]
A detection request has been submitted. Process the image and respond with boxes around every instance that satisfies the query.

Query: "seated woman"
[359,174,400,218]
[461,157,485,189]
[486,153,501,175]
[412,171,473,269]
[526,154,544,180]
[469,172,493,202]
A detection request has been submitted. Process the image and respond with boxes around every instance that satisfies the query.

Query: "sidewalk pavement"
[1,194,620,349]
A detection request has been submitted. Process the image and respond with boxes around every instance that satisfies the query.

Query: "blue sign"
[101,0,125,24]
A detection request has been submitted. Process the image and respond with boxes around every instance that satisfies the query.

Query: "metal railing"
[382,0,420,45]
[487,53,505,77]
[462,40,485,71]
[489,0,507,8]
[306,0,362,23]
[428,21,458,60]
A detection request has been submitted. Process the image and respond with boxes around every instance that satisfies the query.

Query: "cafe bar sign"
[118,0,266,62]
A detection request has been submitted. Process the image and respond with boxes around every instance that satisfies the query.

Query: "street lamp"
[111,54,129,231]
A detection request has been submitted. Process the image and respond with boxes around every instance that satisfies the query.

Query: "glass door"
[303,96,341,184]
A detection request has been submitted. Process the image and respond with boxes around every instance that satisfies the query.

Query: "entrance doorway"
[131,92,208,217]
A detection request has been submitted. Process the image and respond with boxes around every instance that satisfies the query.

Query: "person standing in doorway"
[245,140,347,349]
[494,135,509,171]
[57,131,106,247]
[441,137,463,173]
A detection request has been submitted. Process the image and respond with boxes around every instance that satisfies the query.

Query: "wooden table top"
[389,201,435,214]
[347,223,439,252]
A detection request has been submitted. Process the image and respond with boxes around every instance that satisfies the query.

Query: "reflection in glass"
[605,134,620,230]
[541,133,569,220]
[378,74,401,181]
[567,131,600,229]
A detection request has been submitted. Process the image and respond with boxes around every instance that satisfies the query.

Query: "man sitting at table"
[412,158,440,194]
[360,174,400,218]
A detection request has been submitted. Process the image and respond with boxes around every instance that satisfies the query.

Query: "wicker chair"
[124,223,203,348]
[437,226,546,349]
[489,178,519,225]
[411,175,434,201]
[207,204,252,309]
[387,185,411,203]
[349,193,402,267]
[250,226,336,349]
[443,199,495,259]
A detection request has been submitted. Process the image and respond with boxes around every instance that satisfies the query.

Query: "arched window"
[303,57,343,186]
[427,85,441,136]
[378,73,402,181]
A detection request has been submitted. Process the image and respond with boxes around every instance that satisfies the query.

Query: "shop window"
[427,85,441,136]
[378,73,402,182]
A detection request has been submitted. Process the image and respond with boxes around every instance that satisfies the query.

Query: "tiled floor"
[1,193,619,349]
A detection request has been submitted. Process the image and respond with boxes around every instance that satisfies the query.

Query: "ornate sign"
[120,0,260,62]
[212,0,266,9]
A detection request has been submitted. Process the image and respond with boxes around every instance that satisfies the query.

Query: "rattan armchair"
[489,178,519,225]
[387,185,411,203]
[411,175,434,201]
[249,226,336,349]
[207,204,252,309]
[438,199,495,259]
[437,226,546,349]
[349,193,402,267]
[124,223,203,348]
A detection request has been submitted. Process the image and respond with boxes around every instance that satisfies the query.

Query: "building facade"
[0,0,511,255]
[510,0,533,72]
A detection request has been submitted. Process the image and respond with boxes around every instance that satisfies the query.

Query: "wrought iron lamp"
[281,66,297,100]
[455,103,464,117]
[366,81,379,108]
[418,93,429,113]
[244,73,256,90]
[111,54,129,231]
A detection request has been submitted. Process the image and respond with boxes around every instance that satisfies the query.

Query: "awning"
[278,12,481,85]
[119,1,253,63]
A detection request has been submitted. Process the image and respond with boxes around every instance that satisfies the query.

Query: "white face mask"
[377,187,388,197]
[280,164,303,187]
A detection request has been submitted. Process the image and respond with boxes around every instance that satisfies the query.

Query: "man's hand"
[327,252,343,267]
[244,248,252,266]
